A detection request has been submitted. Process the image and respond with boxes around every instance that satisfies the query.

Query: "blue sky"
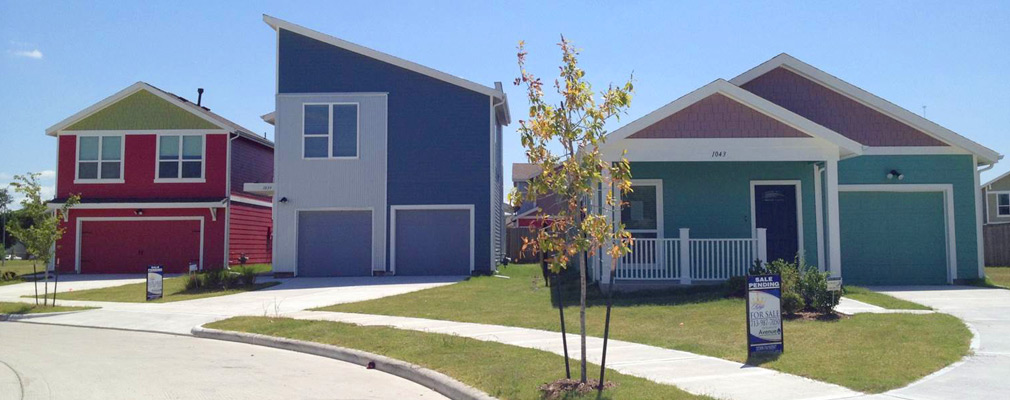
[1,1,1008,206]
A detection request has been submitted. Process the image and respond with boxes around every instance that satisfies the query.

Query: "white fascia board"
[48,201,227,210]
[982,169,1010,188]
[729,53,1002,164]
[230,194,273,208]
[46,82,232,136]
[602,79,864,157]
[263,14,503,100]
[261,111,276,125]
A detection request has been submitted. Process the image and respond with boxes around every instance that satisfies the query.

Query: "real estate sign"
[146,265,164,301]
[746,274,783,354]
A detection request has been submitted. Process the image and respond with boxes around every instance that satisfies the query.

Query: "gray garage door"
[394,209,471,275]
[297,210,372,277]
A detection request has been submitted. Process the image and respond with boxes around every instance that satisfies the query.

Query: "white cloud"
[9,49,43,59]
[37,170,55,179]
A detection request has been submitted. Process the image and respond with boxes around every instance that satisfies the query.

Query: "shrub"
[781,291,804,315]
[184,273,201,290]
[237,266,257,286]
[201,269,223,289]
[798,265,838,313]
[724,275,747,298]
[221,270,240,289]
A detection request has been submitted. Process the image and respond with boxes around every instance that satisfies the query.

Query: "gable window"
[158,135,204,180]
[77,135,122,182]
[999,194,1010,216]
[303,103,358,159]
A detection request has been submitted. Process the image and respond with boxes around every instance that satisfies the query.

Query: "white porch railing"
[614,228,767,284]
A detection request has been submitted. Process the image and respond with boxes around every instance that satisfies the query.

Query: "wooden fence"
[506,227,540,263]
[984,223,1010,266]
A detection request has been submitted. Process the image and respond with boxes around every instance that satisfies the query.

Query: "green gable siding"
[838,154,980,280]
[987,176,1010,192]
[629,161,820,268]
[65,90,220,131]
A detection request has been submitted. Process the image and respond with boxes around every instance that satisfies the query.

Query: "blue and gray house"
[261,15,509,276]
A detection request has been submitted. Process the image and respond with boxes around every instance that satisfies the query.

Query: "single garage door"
[839,191,948,285]
[80,219,200,274]
[297,210,372,277]
[394,208,471,275]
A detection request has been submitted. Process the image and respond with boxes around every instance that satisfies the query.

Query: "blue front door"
[754,184,799,263]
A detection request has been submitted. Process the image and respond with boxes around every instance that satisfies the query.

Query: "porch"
[614,228,767,283]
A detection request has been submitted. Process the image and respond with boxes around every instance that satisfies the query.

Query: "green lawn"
[207,316,708,400]
[25,276,278,303]
[985,267,1010,288]
[842,286,932,310]
[321,264,970,393]
[0,301,95,315]
[0,259,42,286]
[241,263,273,274]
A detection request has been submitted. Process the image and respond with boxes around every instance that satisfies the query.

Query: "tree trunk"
[42,262,48,306]
[598,259,618,393]
[32,263,38,306]
[52,264,59,307]
[579,250,587,383]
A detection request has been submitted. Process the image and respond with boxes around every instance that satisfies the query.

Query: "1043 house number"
[711,151,727,158]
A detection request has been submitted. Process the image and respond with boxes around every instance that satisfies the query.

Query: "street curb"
[191,326,496,400]
[0,309,95,321]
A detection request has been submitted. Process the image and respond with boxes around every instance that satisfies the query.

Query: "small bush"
[221,270,240,289]
[184,273,201,290]
[201,269,223,288]
[724,275,747,298]
[237,266,257,286]
[798,265,838,313]
[781,291,804,315]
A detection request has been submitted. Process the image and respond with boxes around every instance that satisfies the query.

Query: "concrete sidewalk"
[835,297,935,315]
[287,310,859,400]
[0,276,463,334]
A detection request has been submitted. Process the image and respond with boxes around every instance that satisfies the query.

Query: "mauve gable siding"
[628,94,810,139]
[740,67,947,147]
[230,136,274,198]
[277,29,494,273]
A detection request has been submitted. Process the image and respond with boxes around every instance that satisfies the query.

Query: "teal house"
[594,54,1000,286]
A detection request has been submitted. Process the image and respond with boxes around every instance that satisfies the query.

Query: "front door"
[753,184,799,263]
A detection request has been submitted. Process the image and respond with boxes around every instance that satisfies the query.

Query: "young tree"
[512,37,633,386]
[6,173,78,306]
[0,187,10,268]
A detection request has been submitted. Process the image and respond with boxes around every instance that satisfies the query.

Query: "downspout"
[224,132,237,270]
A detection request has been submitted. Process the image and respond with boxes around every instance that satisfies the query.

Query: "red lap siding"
[228,201,273,265]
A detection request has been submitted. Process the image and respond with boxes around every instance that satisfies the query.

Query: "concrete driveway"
[0,322,447,400]
[866,286,1010,400]
[0,275,463,334]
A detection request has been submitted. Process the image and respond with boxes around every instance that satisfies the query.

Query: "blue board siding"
[629,161,820,268]
[278,29,494,273]
[838,155,979,280]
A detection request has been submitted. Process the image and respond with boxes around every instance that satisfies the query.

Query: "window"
[158,135,204,180]
[303,103,358,159]
[77,135,122,181]
[621,183,661,239]
[999,193,1010,216]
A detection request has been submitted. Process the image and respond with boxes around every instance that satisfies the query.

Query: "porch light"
[886,170,904,180]
[279,197,288,203]
[135,208,144,216]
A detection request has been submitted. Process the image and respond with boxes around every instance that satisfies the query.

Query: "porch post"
[756,228,768,265]
[825,157,842,278]
[601,172,619,286]
[679,228,691,284]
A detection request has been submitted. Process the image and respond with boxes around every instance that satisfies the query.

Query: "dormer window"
[157,135,204,181]
[303,103,358,159]
[76,135,123,182]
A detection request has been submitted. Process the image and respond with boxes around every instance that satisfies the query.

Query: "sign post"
[146,265,164,301]
[746,274,784,355]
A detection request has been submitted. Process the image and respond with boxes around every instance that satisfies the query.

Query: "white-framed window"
[303,103,359,159]
[157,135,205,181]
[999,193,1010,216]
[621,182,662,239]
[76,135,123,182]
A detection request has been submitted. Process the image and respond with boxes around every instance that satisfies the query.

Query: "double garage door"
[839,191,949,285]
[79,219,201,274]
[296,207,471,277]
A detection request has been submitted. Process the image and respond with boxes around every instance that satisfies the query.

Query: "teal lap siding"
[839,192,948,285]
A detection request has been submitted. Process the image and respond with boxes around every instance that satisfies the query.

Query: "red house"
[46,82,273,274]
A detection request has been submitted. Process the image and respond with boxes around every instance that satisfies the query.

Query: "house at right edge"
[593,54,1001,286]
